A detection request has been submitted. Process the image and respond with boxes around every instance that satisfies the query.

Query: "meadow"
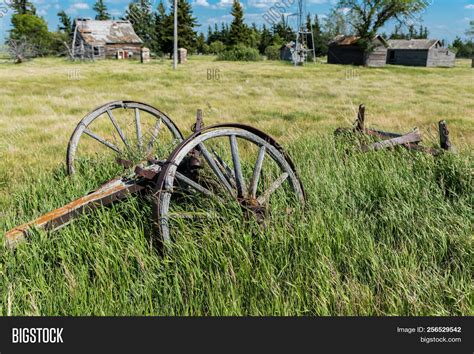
[0,56,472,315]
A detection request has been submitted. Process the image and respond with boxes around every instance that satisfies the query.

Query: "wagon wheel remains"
[154,124,305,243]
[67,100,184,176]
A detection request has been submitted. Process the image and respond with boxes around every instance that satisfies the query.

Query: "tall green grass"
[0,135,472,315]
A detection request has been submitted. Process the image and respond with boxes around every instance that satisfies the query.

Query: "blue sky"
[0,0,472,43]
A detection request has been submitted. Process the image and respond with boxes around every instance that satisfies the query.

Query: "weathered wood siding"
[426,48,455,67]
[365,45,388,67]
[328,45,365,65]
[104,43,142,59]
[328,45,387,67]
[387,49,428,66]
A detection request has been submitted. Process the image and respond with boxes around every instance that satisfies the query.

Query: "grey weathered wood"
[83,128,122,154]
[146,119,162,155]
[356,104,365,132]
[135,108,143,150]
[438,120,452,151]
[175,171,215,198]
[211,148,236,188]
[230,135,246,197]
[106,109,130,150]
[362,129,422,152]
[199,142,235,196]
[250,146,266,198]
[257,172,289,205]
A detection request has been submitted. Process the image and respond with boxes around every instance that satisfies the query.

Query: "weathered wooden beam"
[361,129,422,152]
[438,120,452,151]
[4,178,146,248]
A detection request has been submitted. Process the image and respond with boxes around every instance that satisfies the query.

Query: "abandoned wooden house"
[72,19,143,60]
[327,35,389,67]
[386,39,455,67]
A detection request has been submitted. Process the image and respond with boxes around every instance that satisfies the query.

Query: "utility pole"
[173,0,178,70]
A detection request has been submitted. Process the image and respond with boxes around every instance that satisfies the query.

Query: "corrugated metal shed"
[76,19,143,45]
[387,39,440,50]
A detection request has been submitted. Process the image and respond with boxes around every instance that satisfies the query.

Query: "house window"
[93,46,102,57]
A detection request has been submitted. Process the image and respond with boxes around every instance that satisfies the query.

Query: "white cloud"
[248,0,277,8]
[464,4,474,9]
[308,0,329,4]
[67,1,90,14]
[217,0,233,8]
[195,0,211,6]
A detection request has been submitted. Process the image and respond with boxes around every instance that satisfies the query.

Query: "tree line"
[5,0,473,62]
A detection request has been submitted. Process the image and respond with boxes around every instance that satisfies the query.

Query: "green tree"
[466,20,474,38]
[229,0,248,46]
[57,10,73,39]
[160,0,198,56]
[9,14,52,55]
[10,0,36,15]
[273,15,294,43]
[324,7,350,38]
[258,24,273,54]
[93,0,111,20]
[338,0,430,50]
[124,0,154,48]
[153,1,169,54]
[196,32,206,53]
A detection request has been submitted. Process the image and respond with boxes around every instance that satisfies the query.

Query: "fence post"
[438,120,452,151]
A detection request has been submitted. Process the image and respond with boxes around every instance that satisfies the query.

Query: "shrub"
[264,45,281,60]
[209,41,225,55]
[217,45,261,61]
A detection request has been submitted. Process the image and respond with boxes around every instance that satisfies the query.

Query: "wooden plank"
[361,129,422,152]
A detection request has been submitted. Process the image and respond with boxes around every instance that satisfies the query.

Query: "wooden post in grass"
[439,120,452,151]
[356,104,365,132]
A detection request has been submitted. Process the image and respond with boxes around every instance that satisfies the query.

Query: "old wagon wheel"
[154,124,305,243]
[67,101,184,175]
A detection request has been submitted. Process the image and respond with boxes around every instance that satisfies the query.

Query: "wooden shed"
[386,39,455,67]
[72,19,143,60]
[327,35,389,67]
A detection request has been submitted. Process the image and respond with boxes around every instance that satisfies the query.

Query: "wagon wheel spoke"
[175,171,221,202]
[106,109,130,151]
[146,119,162,156]
[198,143,235,196]
[83,127,122,154]
[250,145,266,199]
[135,108,143,151]
[257,172,289,205]
[211,147,236,188]
[229,135,247,198]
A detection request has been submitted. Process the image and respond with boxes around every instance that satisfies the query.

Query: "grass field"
[0,57,472,315]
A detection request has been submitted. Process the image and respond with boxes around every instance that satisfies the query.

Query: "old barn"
[327,35,389,67]
[386,39,455,67]
[72,19,143,60]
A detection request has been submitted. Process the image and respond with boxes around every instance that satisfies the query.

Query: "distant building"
[386,39,455,67]
[327,35,389,67]
[72,19,143,60]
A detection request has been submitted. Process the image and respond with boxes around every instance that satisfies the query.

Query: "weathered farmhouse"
[386,39,455,67]
[72,19,143,60]
[327,35,389,67]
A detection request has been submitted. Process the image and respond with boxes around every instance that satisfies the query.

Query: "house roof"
[387,39,441,50]
[329,35,389,47]
[75,19,143,45]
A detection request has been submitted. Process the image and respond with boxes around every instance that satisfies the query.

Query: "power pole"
[173,0,178,70]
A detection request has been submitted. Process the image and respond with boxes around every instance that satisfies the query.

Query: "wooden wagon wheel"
[154,124,305,243]
[67,101,184,175]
